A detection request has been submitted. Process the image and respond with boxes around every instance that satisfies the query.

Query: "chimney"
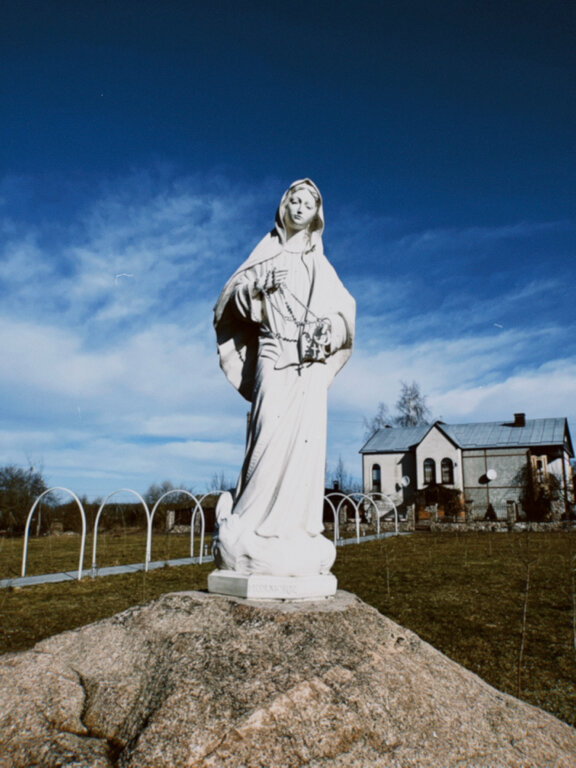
[513,413,526,427]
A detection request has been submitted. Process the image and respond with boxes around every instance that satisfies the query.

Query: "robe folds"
[213,180,355,576]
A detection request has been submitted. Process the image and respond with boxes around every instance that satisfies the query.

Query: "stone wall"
[429,520,575,533]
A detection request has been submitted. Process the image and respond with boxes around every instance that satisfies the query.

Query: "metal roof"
[360,418,573,455]
[360,424,430,453]
[441,419,570,450]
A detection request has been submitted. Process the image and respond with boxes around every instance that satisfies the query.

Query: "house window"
[371,464,381,493]
[423,458,436,485]
[441,458,454,485]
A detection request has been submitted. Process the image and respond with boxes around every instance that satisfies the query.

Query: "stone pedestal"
[2,590,575,766]
[208,569,337,600]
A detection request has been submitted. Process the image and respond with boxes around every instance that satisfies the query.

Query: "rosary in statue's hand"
[314,317,332,345]
[299,317,332,363]
[255,267,288,295]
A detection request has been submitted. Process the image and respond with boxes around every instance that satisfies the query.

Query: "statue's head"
[276,178,324,241]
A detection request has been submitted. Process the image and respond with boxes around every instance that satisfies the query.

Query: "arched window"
[371,464,381,493]
[441,458,454,485]
[423,458,436,485]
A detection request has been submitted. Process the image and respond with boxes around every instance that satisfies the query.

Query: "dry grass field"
[1,530,575,726]
[334,531,576,726]
[0,530,208,579]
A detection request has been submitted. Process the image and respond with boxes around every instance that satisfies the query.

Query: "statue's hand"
[300,318,332,363]
[255,268,288,295]
[314,318,332,345]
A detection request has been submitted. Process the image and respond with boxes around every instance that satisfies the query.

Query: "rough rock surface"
[0,590,574,767]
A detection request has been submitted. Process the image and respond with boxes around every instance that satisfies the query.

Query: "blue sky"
[1,0,574,499]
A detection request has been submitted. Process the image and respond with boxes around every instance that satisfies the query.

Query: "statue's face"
[285,188,318,232]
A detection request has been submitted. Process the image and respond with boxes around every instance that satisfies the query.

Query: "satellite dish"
[400,476,411,487]
[486,469,497,481]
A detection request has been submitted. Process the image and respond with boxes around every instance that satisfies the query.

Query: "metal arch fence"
[21,487,87,580]
[361,491,400,536]
[325,491,398,541]
[92,489,151,574]
[325,492,377,542]
[6,487,404,589]
[149,489,206,564]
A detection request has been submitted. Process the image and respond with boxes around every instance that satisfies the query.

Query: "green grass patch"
[1,530,575,727]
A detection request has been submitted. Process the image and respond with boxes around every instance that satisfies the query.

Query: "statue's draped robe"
[213,180,355,574]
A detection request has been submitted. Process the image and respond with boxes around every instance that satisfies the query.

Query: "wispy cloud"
[1,172,273,332]
[1,171,574,495]
[395,220,572,253]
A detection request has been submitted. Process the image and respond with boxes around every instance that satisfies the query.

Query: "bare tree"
[144,480,195,507]
[394,380,431,427]
[363,401,391,440]
[331,455,348,491]
[209,471,235,492]
[145,480,176,506]
[329,456,360,493]
[364,381,431,439]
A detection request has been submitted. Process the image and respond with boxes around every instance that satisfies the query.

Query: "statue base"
[207,569,337,601]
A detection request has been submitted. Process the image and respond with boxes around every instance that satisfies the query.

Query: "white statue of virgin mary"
[213,179,355,579]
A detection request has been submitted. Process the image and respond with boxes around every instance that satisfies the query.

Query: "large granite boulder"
[0,590,574,767]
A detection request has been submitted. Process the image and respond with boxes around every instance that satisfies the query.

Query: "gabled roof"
[360,418,573,457]
[360,424,430,453]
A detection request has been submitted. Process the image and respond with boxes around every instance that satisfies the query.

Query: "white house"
[360,413,574,523]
